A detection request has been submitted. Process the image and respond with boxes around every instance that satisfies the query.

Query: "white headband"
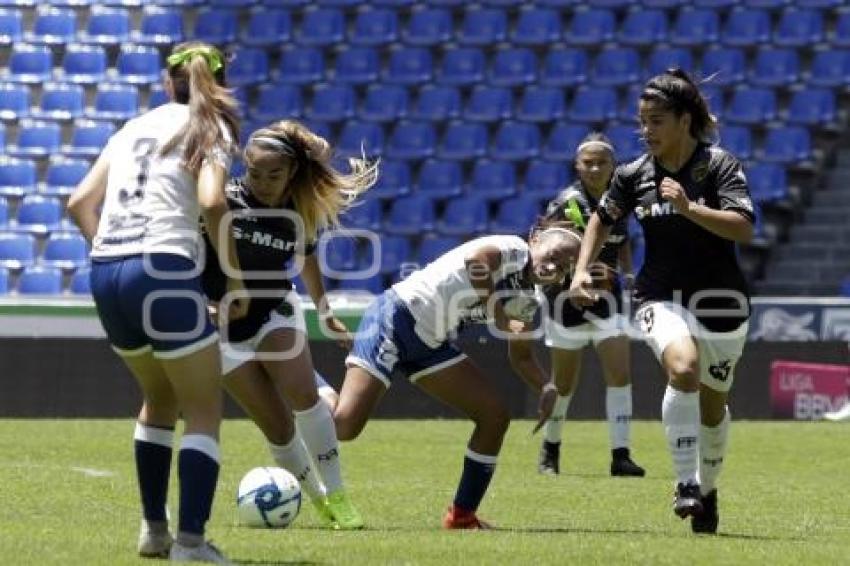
[539,226,582,242]
[576,140,615,156]
[250,135,296,157]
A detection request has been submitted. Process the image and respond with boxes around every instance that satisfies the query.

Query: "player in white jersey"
[332,227,580,529]
[68,42,245,564]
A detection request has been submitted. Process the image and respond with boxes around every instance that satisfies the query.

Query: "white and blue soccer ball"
[236,467,302,529]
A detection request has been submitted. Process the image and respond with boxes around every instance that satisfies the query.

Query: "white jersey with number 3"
[91,102,231,261]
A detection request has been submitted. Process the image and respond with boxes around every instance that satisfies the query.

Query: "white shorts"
[220,292,307,375]
[635,301,748,393]
[544,314,628,350]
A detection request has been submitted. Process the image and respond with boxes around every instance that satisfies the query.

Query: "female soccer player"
[508,132,645,478]
[68,42,244,562]
[331,228,581,529]
[202,121,377,530]
[570,69,755,534]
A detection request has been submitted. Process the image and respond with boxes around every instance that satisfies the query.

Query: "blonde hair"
[160,41,240,173]
[246,120,379,241]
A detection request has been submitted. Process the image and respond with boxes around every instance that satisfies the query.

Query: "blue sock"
[453,449,498,513]
[134,423,174,522]
[178,435,220,536]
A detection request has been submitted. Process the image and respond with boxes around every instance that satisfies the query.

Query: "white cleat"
[137,522,173,558]
[824,401,850,422]
[169,540,233,564]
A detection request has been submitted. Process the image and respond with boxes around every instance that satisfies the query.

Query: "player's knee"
[666,357,699,387]
[333,407,366,442]
[473,403,511,438]
[264,420,296,447]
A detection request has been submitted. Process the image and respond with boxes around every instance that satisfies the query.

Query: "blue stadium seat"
[333,48,381,85]
[367,235,412,276]
[241,8,290,47]
[351,8,398,46]
[316,0,359,6]
[417,159,463,199]
[618,84,642,121]
[458,8,508,46]
[277,48,324,85]
[586,0,630,6]
[489,195,541,235]
[719,125,753,161]
[308,84,355,122]
[540,48,588,87]
[32,82,85,121]
[0,123,5,153]
[774,9,824,46]
[693,0,738,6]
[373,0,417,6]
[70,267,91,294]
[0,196,8,226]
[642,0,684,6]
[42,232,88,269]
[193,9,237,44]
[0,83,29,119]
[0,266,7,294]
[323,236,357,272]
[743,0,790,8]
[750,48,799,87]
[385,47,432,85]
[0,8,22,46]
[464,86,512,123]
[794,0,842,6]
[566,9,615,46]
[5,44,52,84]
[298,8,344,46]
[0,157,36,198]
[61,44,107,85]
[341,198,382,231]
[0,232,35,269]
[517,87,565,123]
[18,266,62,294]
[439,122,488,161]
[403,8,452,46]
[361,85,408,123]
[647,47,694,77]
[512,8,561,46]
[412,86,461,122]
[620,9,667,46]
[418,235,461,265]
[7,121,60,159]
[592,48,641,87]
[386,121,436,160]
[438,48,485,87]
[808,50,850,88]
[210,0,258,7]
[490,48,537,87]
[762,126,812,164]
[337,121,384,158]
[470,160,516,200]
[722,9,771,47]
[748,163,788,203]
[725,88,777,124]
[88,84,139,121]
[227,47,269,87]
[15,195,62,234]
[80,7,130,47]
[671,9,720,46]
[835,14,850,48]
[135,7,184,45]
[438,195,489,236]
[525,160,571,199]
[543,123,590,161]
[369,159,411,199]
[605,125,643,162]
[116,45,161,85]
[787,89,836,127]
[334,273,385,296]
[64,120,115,159]
[42,158,89,198]
[491,121,541,161]
[262,0,309,5]
[567,87,618,123]
[25,7,75,45]
[384,194,436,235]
[701,48,746,87]
[702,87,725,119]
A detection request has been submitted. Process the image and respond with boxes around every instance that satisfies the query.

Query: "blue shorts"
[90,253,218,359]
[345,290,466,387]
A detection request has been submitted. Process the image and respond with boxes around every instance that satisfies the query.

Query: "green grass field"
[0,419,847,565]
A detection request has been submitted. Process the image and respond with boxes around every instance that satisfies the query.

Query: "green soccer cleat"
[311,496,338,529]
[326,490,364,530]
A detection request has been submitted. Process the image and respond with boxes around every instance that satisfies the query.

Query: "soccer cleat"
[311,496,338,528]
[610,448,646,477]
[538,441,560,475]
[169,540,233,564]
[137,521,173,558]
[673,482,704,519]
[691,489,719,534]
[442,504,493,530]
[824,401,850,422]
[326,490,364,530]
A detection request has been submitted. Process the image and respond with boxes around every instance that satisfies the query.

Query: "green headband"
[167,46,223,74]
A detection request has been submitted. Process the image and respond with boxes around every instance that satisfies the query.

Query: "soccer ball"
[236,467,302,528]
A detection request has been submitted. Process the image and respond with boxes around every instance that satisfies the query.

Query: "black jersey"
[202,178,315,342]
[541,181,630,327]
[596,143,755,332]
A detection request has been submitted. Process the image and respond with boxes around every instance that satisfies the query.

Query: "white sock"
[268,433,327,503]
[294,400,344,494]
[606,385,632,450]
[544,394,572,444]
[661,386,700,486]
[698,406,730,496]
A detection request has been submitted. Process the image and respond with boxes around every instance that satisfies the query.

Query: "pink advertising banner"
[770,361,850,420]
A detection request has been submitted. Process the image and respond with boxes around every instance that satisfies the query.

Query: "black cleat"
[538,441,560,475]
[610,448,646,477]
[673,482,703,519]
[691,489,719,534]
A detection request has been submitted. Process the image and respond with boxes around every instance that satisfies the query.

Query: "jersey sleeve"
[596,166,636,226]
[714,151,756,223]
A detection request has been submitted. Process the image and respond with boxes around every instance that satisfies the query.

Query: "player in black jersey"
[508,133,645,478]
[570,70,755,534]
[202,120,378,530]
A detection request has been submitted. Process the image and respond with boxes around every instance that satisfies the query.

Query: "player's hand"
[659,176,690,214]
[532,383,558,435]
[568,269,597,308]
[321,314,353,350]
[226,277,250,320]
